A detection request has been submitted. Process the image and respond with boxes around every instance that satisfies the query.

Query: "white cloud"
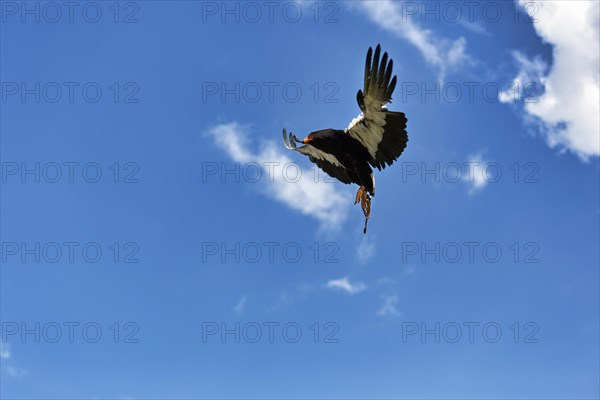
[5,366,27,378]
[0,343,27,379]
[326,276,366,294]
[377,294,401,317]
[0,343,10,360]
[233,295,247,315]
[402,265,416,276]
[356,235,376,264]
[458,19,489,36]
[377,277,398,285]
[354,0,472,82]
[207,122,350,232]
[504,1,599,161]
[463,152,488,195]
[266,291,293,313]
[499,51,547,103]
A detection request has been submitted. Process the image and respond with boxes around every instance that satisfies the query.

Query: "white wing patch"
[346,113,364,131]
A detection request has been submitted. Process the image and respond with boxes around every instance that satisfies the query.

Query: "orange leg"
[355,186,372,234]
[354,186,365,204]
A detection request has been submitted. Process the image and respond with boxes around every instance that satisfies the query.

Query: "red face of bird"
[302,132,315,144]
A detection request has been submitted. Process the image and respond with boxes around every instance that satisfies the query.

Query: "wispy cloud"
[502,1,599,161]
[233,295,247,315]
[499,51,547,104]
[5,366,28,378]
[0,342,11,360]
[463,152,488,195]
[207,122,350,232]
[356,235,376,264]
[326,276,367,295]
[378,266,415,286]
[458,19,489,36]
[354,0,472,82]
[266,291,294,313]
[0,343,27,379]
[377,294,401,317]
[377,277,397,285]
[402,265,416,277]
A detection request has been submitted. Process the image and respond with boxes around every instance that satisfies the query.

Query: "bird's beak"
[302,137,311,144]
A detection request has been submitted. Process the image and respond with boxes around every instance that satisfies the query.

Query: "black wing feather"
[372,112,408,170]
[308,156,354,185]
[347,44,407,170]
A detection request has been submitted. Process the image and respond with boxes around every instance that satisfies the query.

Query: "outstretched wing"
[282,129,353,184]
[346,44,408,170]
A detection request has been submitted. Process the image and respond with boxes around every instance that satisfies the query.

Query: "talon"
[355,186,365,205]
[354,186,371,234]
[361,192,371,220]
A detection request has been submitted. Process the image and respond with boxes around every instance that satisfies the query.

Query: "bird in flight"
[283,44,408,233]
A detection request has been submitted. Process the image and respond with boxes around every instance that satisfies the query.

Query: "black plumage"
[282,44,409,232]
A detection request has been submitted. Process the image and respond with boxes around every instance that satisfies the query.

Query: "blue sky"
[1,1,599,399]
